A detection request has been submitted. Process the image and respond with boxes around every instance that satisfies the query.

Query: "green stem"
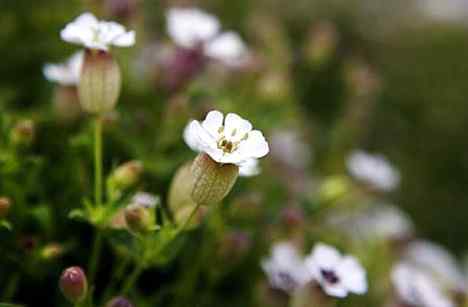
[121,264,144,294]
[88,116,104,286]
[102,257,130,300]
[2,272,19,300]
[94,116,103,208]
[88,231,103,286]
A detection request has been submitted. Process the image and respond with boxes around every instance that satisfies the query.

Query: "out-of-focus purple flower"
[304,243,367,298]
[261,242,309,294]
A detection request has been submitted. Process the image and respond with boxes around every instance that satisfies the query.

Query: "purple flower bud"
[59,266,88,303]
[106,296,134,307]
[163,47,206,92]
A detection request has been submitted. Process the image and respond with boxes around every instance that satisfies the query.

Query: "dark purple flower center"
[320,269,339,284]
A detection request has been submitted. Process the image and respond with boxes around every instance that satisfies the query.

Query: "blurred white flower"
[239,158,261,177]
[61,12,135,50]
[304,243,367,298]
[403,240,465,291]
[418,0,468,23]
[131,192,159,208]
[184,110,269,165]
[327,203,414,242]
[270,130,310,170]
[392,262,455,307]
[346,150,400,191]
[261,242,309,293]
[166,8,248,66]
[43,51,84,86]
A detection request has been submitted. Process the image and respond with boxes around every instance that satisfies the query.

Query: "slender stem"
[88,116,104,286]
[88,231,103,286]
[102,257,130,300]
[2,272,19,300]
[121,264,144,294]
[94,116,103,208]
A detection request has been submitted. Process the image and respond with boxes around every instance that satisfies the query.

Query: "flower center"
[277,271,297,290]
[216,126,248,154]
[320,269,339,284]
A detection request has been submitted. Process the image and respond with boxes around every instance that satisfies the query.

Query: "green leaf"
[68,209,86,221]
[0,220,12,231]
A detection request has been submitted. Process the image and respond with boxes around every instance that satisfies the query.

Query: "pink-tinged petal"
[224,113,252,141]
[202,110,224,138]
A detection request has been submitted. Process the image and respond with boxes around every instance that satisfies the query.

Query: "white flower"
[61,12,135,50]
[326,203,414,242]
[131,192,159,208]
[346,150,400,191]
[392,262,455,307]
[166,8,248,66]
[184,110,269,165]
[418,0,468,23]
[403,240,465,291]
[239,158,261,177]
[261,242,309,293]
[270,130,311,170]
[43,51,84,86]
[304,243,367,298]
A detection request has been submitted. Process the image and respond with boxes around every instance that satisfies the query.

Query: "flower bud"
[10,119,34,146]
[190,153,239,205]
[59,266,88,303]
[124,202,155,234]
[78,49,121,114]
[304,21,338,66]
[318,176,350,204]
[106,296,135,307]
[109,160,143,190]
[40,243,64,260]
[0,197,11,219]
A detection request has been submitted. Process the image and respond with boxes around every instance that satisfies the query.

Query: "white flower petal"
[205,31,247,66]
[239,159,260,177]
[224,113,252,141]
[337,257,367,294]
[43,51,83,86]
[112,30,136,47]
[239,130,269,160]
[321,283,348,298]
[202,110,224,139]
[306,243,342,271]
[167,8,220,48]
[61,12,135,50]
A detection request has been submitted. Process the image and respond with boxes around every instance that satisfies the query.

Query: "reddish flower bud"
[109,160,144,190]
[59,266,88,303]
[0,197,11,219]
[10,119,35,146]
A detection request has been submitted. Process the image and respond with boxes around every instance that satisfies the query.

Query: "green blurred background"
[1,0,468,305]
